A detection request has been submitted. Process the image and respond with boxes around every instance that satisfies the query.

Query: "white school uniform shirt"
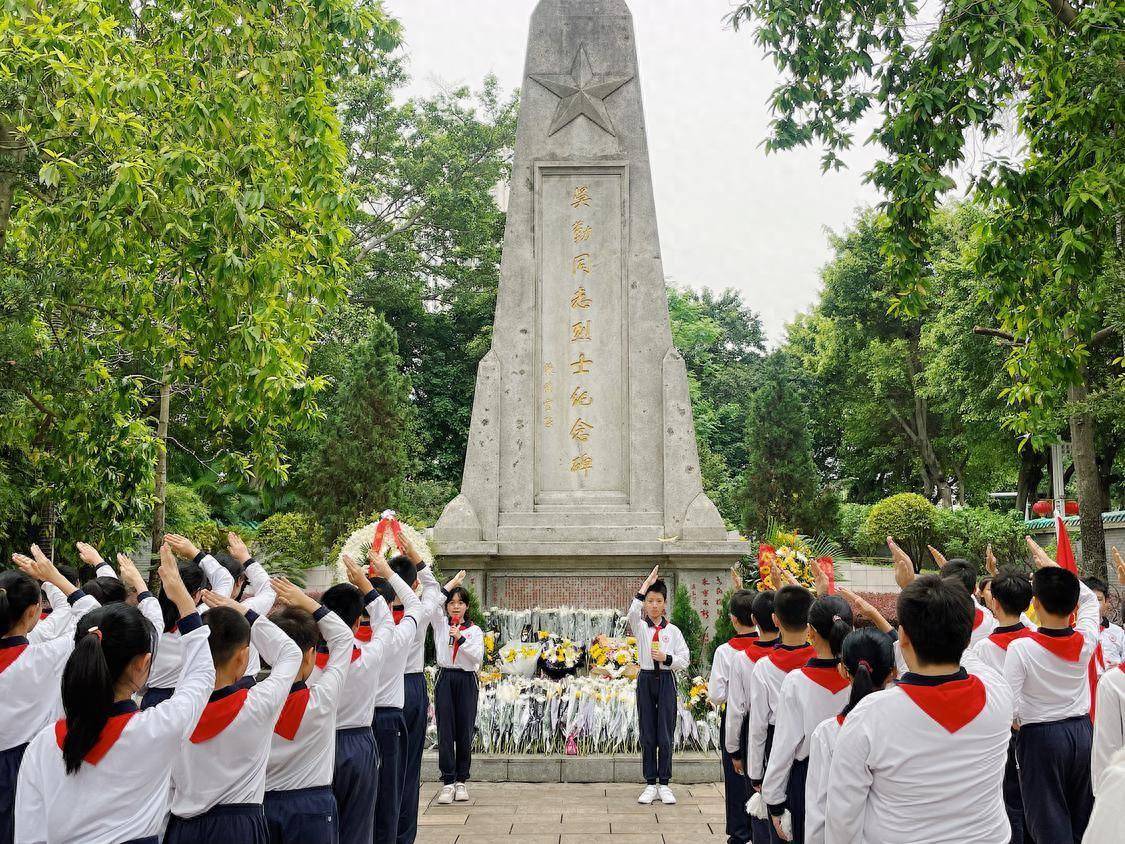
[824,652,1013,844]
[1084,746,1125,844]
[266,608,353,792]
[309,587,395,729]
[370,574,423,709]
[969,597,997,647]
[724,637,778,756]
[169,612,301,818]
[406,565,446,675]
[1004,578,1100,725]
[708,634,757,706]
[92,562,174,641]
[625,595,690,672]
[240,559,277,676]
[761,657,851,811]
[968,621,1035,674]
[1,587,100,752]
[14,612,214,844]
[147,552,235,689]
[748,644,816,781]
[1098,620,1125,670]
[1092,665,1125,794]
[432,614,485,671]
[803,715,843,844]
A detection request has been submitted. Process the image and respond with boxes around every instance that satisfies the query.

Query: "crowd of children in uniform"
[0,528,481,844]
[695,538,1125,844]
[3,524,1125,844]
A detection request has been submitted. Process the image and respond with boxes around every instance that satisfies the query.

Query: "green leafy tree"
[858,493,938,572]
[300,314,415,538]
[728,0,1123,575]
[705,589,736,666]
[670,583,707,677]
[254,512,326,585]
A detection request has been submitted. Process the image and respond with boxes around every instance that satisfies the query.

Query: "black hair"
[203,606,251,667]
[56,564,78,586]
[1083,576,1109,598]
[388,554,418,585]
[990,570,1033,617]
[76,564,99,584]
[840,628,895,719]
[371,578,396,604]
[158,563,206,631]
[216,553,248,602]
[644,578,668,600]
[751,591,778,634]
[61,603,154,774]
[808,595,854,657]
[1033,567,1081,617]
[82,576,127,605]
[939,559,978,595]
[897,574,973,665]
[322,583,365,628]
[730,589,756,627]
[774,585,814,632]
[0,570,41,636]
[444,586,472,621]
[271,606,318,654]
[978,576,993,592]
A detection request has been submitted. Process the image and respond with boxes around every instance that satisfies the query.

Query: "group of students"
[688,537,1125,844]
[0,528,484,844]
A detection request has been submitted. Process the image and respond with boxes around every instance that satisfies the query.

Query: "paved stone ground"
[416,781,729,843]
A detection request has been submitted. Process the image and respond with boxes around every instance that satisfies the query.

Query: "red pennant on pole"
[1055,515,1077,574]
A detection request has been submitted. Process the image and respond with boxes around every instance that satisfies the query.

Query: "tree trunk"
[35,498,55,561]
[0,118,24,250]
[147,370,172,589]
[1068,379,1107,578]
[1016,447,1045,515]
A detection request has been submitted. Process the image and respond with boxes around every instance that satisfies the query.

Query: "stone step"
[421,751,720,784]
[496,524,664,543]
[501,511,664,527]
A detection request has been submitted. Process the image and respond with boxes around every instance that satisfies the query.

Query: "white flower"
[336,518,434,581]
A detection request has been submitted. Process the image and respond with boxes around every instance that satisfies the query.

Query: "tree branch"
[1045,0,1078,27]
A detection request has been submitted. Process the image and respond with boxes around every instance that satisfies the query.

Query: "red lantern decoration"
[1031,500,1053,516]
[1064,500,1079,516]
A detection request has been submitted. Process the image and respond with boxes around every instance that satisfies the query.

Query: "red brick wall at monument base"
[490,575,638,610]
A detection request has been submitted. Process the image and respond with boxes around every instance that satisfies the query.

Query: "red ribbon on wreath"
[368,513,407,576]
[816,556,836,594]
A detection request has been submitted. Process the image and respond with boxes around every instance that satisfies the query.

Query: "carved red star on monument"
[530,45,634,137]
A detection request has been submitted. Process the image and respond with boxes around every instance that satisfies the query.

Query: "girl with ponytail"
[761,594,854,843]
[803,600,897,844]
[1,547,98,844]
[14,543,216,844]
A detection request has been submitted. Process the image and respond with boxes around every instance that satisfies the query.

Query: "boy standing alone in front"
[627,565,690,805]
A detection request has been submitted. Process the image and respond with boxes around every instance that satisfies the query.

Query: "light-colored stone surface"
[417,782,728,843]
[421,752,721,784]
[432,0,745,586]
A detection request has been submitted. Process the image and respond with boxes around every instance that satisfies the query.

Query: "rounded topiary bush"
[859,493,937,571]
[254,512,326,583]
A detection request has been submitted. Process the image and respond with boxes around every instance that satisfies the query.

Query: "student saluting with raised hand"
[15,542,215,844]
[1,546,100,844]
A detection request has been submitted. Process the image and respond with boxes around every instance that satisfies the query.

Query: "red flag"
[1055,515,1077,574]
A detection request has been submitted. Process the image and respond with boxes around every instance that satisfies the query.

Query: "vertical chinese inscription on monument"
[537,168,625,500]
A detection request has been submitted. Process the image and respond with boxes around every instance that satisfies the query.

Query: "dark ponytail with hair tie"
[807,595,854,657]
[840,628,895,719]
[0,570,41,637]
[61,604,153,774]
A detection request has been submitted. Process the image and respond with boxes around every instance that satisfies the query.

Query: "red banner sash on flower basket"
[368,516,408,576]
[758,544,775,586]
[816,556,836,594]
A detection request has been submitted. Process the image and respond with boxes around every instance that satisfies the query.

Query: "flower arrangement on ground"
[749,520,844,593]
[685,676,710,719]
[587,634,640,679]
[539,635,583,680]
[335,510,434,581]
[498,642,541,677]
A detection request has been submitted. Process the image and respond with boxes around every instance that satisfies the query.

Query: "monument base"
[421,751,720,784]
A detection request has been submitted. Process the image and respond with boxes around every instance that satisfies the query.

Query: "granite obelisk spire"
[434,0,743,581]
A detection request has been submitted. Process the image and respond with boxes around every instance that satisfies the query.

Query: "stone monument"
[433,0,747,630]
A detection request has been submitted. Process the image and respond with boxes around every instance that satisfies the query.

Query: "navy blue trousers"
[774,757,808,844]
[1004,731,1034,844]
[332,726,379,844]
[434,669,478,785]
[1016,716,1093,844]
[720,708,750,844]
[0,743,28,844]
[636,669,676,785]
[264,785,338,844]
[139,686,174,709]
[373,707,407,844]
[165,803,267,844]
[750,724,776,844]
[397,673,427,844]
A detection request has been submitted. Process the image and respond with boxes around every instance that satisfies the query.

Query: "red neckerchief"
[39,611,49,620]
[355,621,372,643]
[897,673,986,733]
[315,645,360,669]
[988,623,1032,651]
[972,607,985,631]
[273,682,311,741]
[1028,628,1084,662]
[55,708,137,764]
[768,644,816,673]
[727,633,759,654]
[835,713,845,726]
[801,659,850,694]
[0,636,29,673]
[190,679,255,743]
[743,638,779,663]
[392,607,405,625]
[450,619,473,663]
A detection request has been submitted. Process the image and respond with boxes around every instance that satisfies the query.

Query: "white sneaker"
[637,784,659,804]
[453,782,470,802]
[658,784,676,804]
[437,784,455,804]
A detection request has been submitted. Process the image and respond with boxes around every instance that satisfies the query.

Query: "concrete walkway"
[416,781,728,843]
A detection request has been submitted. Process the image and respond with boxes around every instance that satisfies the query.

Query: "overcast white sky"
[384,0,887,344]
